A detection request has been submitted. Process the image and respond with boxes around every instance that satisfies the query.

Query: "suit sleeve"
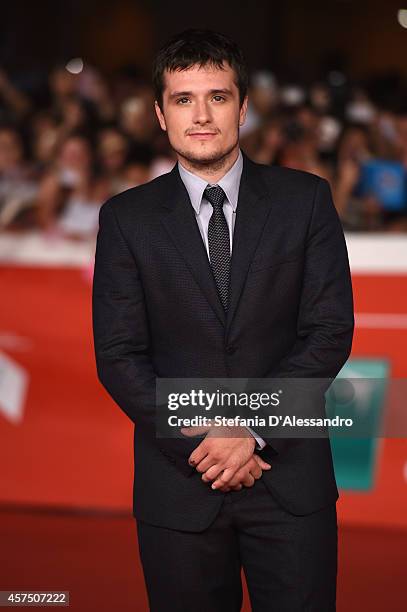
[92,199,197,476]
[260,177,355,455]
[92,199,158,431]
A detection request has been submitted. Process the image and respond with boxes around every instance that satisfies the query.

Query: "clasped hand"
[181,423,271,492]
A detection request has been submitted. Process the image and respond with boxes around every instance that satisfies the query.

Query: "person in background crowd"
[36,132,108,239]
[333,123,373,227]
[0,125,38,229]
[240,114,285,166]
[119,84,158,144]
[96,127,130,193]
[0,68,31,122]
[30,111,60,172]
[279,114,332,182]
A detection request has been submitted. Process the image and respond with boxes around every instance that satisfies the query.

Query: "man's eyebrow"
[168,88,233,99]
[208,88,233,96]
[168,91,193,99]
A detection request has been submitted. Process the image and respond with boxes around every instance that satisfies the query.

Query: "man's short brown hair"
[152,28,248,111]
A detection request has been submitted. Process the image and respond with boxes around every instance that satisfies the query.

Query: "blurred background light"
[65,57,84,74]
[397,9,407,28]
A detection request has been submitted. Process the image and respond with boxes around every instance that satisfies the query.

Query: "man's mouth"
[188,132,217,139]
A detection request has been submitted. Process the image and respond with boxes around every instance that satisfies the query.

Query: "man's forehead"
[163,62,237,92]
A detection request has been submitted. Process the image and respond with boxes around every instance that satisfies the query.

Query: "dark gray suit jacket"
[92,152,354,531]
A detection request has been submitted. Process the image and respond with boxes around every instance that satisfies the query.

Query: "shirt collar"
[178,149,243,214]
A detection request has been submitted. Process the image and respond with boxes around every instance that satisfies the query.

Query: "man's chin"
[176,145,236,167]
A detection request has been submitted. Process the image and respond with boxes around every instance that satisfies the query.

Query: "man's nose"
[192,100,212,124]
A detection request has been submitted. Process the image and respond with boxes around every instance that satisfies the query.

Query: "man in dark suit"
[92,29,354,611]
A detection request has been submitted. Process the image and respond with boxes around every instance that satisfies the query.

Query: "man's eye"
[213,96,225,102]
[176,98,190,104]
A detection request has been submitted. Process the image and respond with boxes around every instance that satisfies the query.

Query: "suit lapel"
[158,154,272,332]
[159,165,226,326]
[225,154,272,334]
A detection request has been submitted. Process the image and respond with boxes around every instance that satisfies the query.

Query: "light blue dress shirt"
[177,149,266,451]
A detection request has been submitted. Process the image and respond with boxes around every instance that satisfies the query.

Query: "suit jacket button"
[226,345,237,355]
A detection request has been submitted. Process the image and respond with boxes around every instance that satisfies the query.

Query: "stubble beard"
[172,133,240,176]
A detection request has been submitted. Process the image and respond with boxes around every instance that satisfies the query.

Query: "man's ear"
[154,100,167,132]
[239,95,248,127]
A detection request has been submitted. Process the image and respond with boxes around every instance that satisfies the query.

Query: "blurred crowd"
[1,63,407,240]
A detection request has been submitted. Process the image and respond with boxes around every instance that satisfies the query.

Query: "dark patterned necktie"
[204,185,231,311]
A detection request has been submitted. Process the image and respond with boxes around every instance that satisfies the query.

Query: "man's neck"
[177,146,240,184]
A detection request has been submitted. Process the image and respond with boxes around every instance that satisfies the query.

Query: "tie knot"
[204,185,226,209]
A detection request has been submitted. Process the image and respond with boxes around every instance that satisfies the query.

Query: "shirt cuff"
[244,425,267,450]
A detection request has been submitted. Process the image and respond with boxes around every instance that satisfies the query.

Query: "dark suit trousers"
[135,479,337,612]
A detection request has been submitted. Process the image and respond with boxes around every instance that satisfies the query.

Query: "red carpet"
[0,507,406,611]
